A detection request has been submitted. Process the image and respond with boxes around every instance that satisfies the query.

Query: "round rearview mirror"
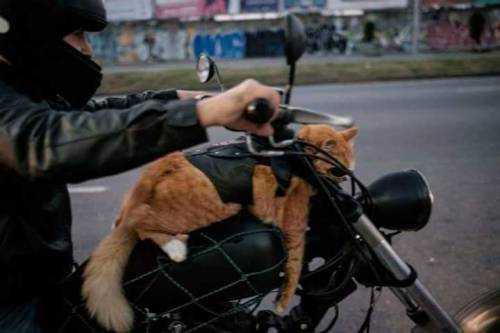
[285,14,306,66]
[196,54,215,83]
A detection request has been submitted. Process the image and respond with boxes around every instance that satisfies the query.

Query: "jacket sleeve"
[0,84,207,183]
[83,89,179,111]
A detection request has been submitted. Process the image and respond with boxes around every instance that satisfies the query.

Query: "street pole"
[412,0,421,54]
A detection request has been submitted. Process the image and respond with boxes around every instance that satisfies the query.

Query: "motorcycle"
[48,14,500,333]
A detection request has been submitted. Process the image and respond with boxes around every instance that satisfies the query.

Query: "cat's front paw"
[162,239,188,262]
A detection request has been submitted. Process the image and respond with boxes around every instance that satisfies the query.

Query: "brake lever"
[243,99,296,157]
[269,136,295,148]
[279,105,355,129]
[245,134,288,157]
[245,103,354,157]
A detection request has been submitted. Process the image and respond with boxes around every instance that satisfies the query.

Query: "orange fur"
[82,152,241,332]
[250,125,358,312]
[82,125,358,332]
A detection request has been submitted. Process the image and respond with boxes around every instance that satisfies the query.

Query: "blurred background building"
[88,0,500,65]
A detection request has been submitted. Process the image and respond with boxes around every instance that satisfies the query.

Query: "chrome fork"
[353,215,463,333]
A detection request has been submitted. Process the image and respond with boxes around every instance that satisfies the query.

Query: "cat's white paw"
[162,239,188,262]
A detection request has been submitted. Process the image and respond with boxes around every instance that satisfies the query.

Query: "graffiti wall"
[300,12,413,55]
[192,31,247,59]
[88,7,500,65]
[190,28,284,59]
[423,9,500,49]
[88,23,190,64]
[89,23,285,64]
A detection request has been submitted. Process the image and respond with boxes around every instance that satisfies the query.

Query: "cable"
[357,287,383,333]
[249,140,385,332]
[287,143,382,286]
[278,148,372,205]
[300,243,353,280]
[301,256,359,298]
[290,140,374,208]
[285,142,383,285]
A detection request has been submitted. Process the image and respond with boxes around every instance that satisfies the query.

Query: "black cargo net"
[57,223,287,333]
[128,229,287,333]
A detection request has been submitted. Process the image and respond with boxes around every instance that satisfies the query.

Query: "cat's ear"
[341,127,358,142]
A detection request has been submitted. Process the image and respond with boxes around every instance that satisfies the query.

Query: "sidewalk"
[103,51,500,74]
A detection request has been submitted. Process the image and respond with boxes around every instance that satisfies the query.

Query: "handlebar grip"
[244,98,274,124]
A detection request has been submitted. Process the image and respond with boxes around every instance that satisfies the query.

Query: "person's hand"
[196,79,280,136]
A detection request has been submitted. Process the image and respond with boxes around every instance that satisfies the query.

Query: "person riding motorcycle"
[0,0,279,332]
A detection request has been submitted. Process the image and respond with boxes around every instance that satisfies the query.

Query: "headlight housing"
[357,170,433,231]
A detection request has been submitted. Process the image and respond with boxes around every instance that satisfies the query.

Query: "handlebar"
[242,99,354,157]
[244,99,355,129]
[244,98,275,124]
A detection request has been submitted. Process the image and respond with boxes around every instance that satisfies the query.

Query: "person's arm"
[84,90,207,112]
[83,89,179,111]
[0,84,207,183]
[0,79,280,184]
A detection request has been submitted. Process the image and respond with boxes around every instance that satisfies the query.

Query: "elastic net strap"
[130,229,287,332]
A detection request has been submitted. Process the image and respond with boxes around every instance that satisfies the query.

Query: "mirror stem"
[284,63,296,105]
[214,65,225,92]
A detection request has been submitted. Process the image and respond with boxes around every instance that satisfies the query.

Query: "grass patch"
[98,55,500,95]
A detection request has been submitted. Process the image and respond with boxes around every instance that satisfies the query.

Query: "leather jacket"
[0,64,208,304]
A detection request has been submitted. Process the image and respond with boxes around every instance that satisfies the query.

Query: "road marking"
[68,186,108,194]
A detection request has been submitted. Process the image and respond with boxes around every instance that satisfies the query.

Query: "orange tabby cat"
[82,125,358,333]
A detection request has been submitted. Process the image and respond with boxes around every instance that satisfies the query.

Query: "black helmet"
[0,0,108,107]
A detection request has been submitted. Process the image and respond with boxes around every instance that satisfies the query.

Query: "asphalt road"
[70,76,500,332]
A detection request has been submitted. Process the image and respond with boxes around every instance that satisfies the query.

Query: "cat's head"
[297,125,358,181]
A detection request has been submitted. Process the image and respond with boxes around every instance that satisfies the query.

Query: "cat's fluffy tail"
[82,225,138,333]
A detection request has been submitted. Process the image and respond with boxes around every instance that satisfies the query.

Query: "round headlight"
[358,170,433,231]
